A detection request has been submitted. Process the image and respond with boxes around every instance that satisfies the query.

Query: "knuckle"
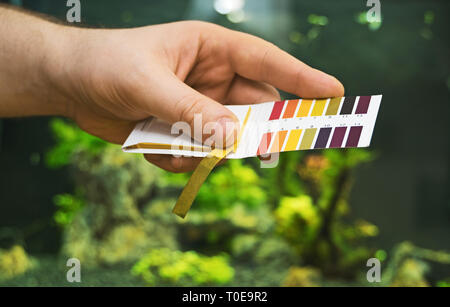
[294,67,307,93]
[259,43,278,80]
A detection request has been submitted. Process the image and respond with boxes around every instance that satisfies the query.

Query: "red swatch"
[269,101,285,120]
[257,132,273,155]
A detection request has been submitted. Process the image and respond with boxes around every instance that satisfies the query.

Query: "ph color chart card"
[123,95,382,159]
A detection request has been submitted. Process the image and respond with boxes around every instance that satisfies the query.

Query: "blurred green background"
[0,0,449,286]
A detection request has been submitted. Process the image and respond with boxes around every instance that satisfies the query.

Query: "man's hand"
[0,7,344,173]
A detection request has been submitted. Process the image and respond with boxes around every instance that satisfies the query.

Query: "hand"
[58,21,344,172]
[0,8,344,173]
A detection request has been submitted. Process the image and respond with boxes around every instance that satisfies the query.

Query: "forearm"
[0,5,72,117]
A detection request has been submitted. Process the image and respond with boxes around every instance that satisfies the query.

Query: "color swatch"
[257,125,365,153]
[325,97,342,116]
[267,96,373,120]
[269,101,285,120]
[311,99,327,116]
[123,95,382,159]
[355,96,371,114]
[297,99,313,117]
[340,96,356,115]
[284,129,303,151]
[299,128,317,150]
[314,128,332,149]
[282,100,299,119]
[329,127,347,148]
[257,132,273,155]
[345,126,363,147]
[270,131,288,153]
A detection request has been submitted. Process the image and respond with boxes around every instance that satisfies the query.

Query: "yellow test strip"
[172,106,252,218]
[124,143,207,151]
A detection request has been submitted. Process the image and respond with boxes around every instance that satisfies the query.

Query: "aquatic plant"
[0,245,35,280]
[132,248,234,286]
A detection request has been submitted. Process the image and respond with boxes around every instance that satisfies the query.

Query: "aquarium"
[0,0,449,288]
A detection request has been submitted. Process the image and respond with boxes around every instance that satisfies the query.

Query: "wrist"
[40,23,83,118]
[0,9,77,118]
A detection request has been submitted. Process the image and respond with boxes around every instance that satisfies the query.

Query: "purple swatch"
[355,96,371,114]
[345,126,363,148]
[314,128,332,149]
[329,127,347,148]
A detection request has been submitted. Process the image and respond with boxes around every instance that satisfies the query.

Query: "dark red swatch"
[329,127,347,148]
[345,126,363,148]
[269,101,285,120]
[355,96,371,114]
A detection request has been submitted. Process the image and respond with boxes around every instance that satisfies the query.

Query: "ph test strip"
[123,95,382,159]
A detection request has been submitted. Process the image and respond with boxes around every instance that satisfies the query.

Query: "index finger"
[227,31,345,98]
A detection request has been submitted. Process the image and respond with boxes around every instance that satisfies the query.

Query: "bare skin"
[0,5,344,173]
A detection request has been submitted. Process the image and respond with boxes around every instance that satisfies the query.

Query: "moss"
[132,248,234,286]
[0,246,35,280]
[283,266,322,287]
[391,259,430,287]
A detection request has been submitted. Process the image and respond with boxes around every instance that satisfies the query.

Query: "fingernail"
[215,117,238,149]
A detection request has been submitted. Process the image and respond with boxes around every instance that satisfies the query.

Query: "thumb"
[148,71,239,148]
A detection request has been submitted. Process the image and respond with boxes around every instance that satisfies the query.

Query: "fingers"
[227,31,345,98]
[144,154,227,173]
[141,69,239,148]
[74,110,137,145]
[144,154,202,173]
[224,76,281,105]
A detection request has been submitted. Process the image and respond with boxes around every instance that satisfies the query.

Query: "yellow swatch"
[296,99,313,117]
[284,129,303,151]
[311,99,327,116]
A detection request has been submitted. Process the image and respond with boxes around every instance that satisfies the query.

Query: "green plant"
[53,192,85,228]
[132,248,234,286]
[274,149,378,277]
[381,241,450,287]
[46,119,106,168]
[275,195,321,254]
[0,246,35,280]
[195,160,267,214]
